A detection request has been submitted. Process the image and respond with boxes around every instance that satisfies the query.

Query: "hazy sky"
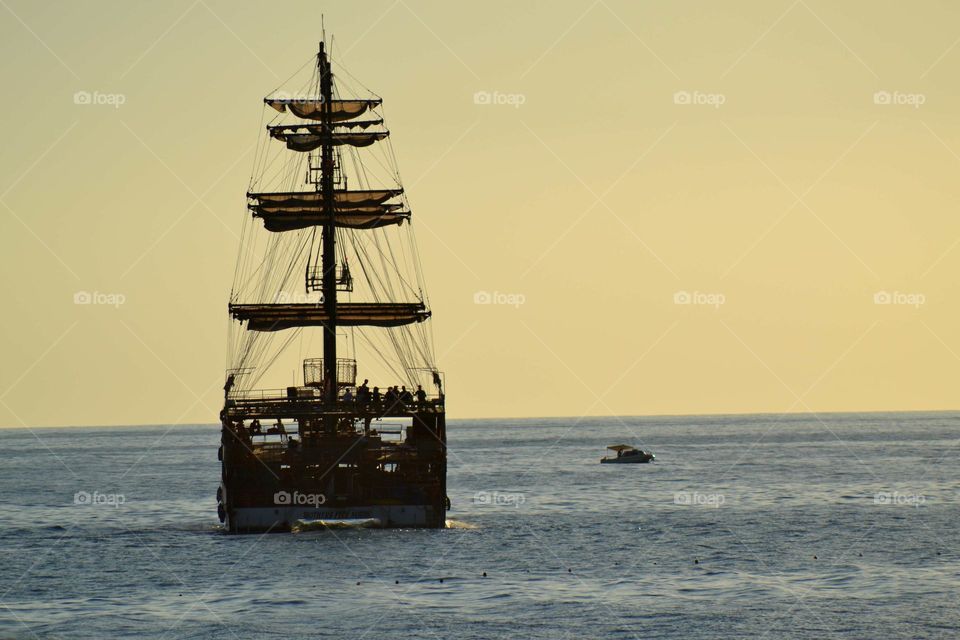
[1,1,958,427]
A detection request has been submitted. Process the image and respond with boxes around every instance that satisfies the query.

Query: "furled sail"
[269,120,383,132]
[264,98,381,121]
[269,130,389,152]
[248,190,402,207]
[256,208,410,232]
[247,190,408,230]
[230,302,431,331]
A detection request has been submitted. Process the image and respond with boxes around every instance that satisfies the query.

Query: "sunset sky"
[1,0,958,427]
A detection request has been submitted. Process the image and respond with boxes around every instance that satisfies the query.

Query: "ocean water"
[0,412,958,639]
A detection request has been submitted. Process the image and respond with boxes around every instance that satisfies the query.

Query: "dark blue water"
[1,412,958,639]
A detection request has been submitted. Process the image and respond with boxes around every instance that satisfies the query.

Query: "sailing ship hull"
[218,405,447,533]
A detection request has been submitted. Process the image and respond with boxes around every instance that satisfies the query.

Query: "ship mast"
[230,40,434,393]
[318,41,337,405]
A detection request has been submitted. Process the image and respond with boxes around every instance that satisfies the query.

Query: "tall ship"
[218,36,447,532]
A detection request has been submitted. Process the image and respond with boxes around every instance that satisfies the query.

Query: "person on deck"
[372,386,382,407]
[400,386,413,405]
[357,380,370,405]
[342,387,354,403]
[415,385,427,407]
[384,386,398,410]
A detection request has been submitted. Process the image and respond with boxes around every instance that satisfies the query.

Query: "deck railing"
[225,387,444,417]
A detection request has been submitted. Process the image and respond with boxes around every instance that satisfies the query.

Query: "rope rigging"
[227,46,438,393]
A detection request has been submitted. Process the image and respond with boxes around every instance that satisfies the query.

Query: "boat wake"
[292,518,382,532]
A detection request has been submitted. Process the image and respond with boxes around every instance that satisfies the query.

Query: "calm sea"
[0,412,957,639]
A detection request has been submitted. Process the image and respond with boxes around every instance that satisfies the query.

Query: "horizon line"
[1,407,957,430]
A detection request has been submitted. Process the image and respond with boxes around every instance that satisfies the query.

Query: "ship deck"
[223,389,444,421]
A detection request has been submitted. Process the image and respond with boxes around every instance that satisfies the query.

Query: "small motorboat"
[601,444,655,464]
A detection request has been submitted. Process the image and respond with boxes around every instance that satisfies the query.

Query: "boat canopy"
[607,444,637,452]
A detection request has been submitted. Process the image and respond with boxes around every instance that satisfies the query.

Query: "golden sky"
[1,1,958,427]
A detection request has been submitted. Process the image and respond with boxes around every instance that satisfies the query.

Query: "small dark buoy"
[439,578,444,583]
[858,553,862,557]
[482,572,487,577]
[567,568,572,573]
[356,581,360,585]
[694,559,699,564]
[395,580,399,584]
[813,556,818,560]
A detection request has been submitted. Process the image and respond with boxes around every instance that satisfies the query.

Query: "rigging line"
[252,232,285,300]
[330,53,381,100]
[239,210,267,301]
[350,324,356,367]
[254,105,293,180]
[395,213,414,301]
[374,225,407,301]
[229,198,252,300]
[306,226,317,279]
[269,233,310,301]
[248,107,268,192]
[350,132,402,189]
[252,230,305,304]
[408,223,430,305]
[379,104,405,184]
[253,114,286,189]
[336,197,409,299]
[265,54,316,98]
[254,144,300,194]
[347,146,365,191]
[352,231,408,303]
[248,329,302,390]
[355,329,406,384]
[380,226,406,300]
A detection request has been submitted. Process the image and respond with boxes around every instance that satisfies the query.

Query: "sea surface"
[0,412,958,639]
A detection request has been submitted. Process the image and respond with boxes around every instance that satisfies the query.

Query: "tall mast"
[318,41,337,404]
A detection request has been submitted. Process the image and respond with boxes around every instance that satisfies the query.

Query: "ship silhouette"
[218,35,447,532]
